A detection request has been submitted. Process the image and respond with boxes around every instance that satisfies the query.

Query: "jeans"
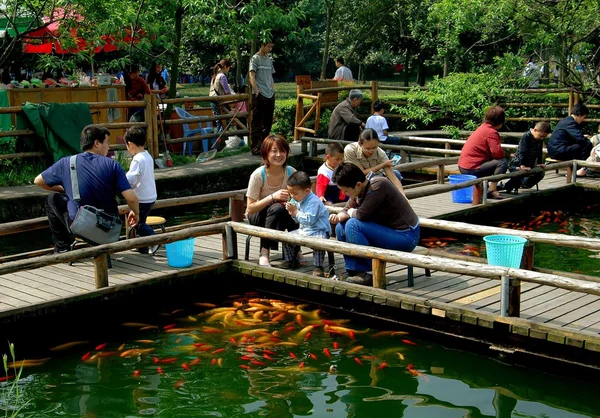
[551,141,593,161]
[335,218,420,273]
[247,202,298,251]
[210,102,223,132]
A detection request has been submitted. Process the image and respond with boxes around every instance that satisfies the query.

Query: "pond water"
[1,293,598,418]
[421,204,600,277]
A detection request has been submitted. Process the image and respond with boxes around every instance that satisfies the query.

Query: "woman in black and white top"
[209,59,233,132]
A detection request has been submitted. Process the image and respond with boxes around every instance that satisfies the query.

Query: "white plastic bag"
[224,135,242,150]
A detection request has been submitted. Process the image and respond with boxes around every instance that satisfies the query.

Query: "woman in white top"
[209,59,233,132]
[246,134,298,266]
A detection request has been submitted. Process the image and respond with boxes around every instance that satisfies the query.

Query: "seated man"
[547,102,592,177]
[328,89,365,142]
[503,121,551,193]
[329,162,420,286]
[34,125,140,252]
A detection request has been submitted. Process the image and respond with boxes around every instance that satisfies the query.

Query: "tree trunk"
[403,47,410,87]
[320,2,334,80]
[417,50,426,86]
[235,38,242,88]
[168,3,184,100]
[443,53,449,78]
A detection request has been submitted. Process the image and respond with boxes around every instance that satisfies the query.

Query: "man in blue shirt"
[548,103,593,167]
[34,125,140,252]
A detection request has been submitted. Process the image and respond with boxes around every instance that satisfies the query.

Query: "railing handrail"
[228,222,600,295]
[0,223,224,277]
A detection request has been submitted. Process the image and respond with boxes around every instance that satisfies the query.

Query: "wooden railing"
[226,222,600,318]
[0,93,250,163]
[0,223,225,289]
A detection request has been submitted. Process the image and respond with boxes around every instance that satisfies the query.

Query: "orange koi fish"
[163,324,176,330]
[239,365,250,370]
[397,352,405,360]
[347,345,364,354]
[353,357,363,366]
[296,325,314,339]
[191,358,201,365]
[402,339,417,346]
[196,346,213,352]
[229,337,237,344]
[212,348,225,355]
[97,351,119,358]
[50,341,90,351]
[217,358,223,366]
[194,302,218,308]
[240,355,252,361]
[7,358,50,368]
[304,333,312,341]
[250,360,266,366]
[133,370,141,377]
[296,314,304,326]
[171,309,184,315]
[377,362,388,370]
[120,348,155,358]
[166,328,194,334]
[174,379,185,389]
[231,328,269,338]
[333,342,339,350]
[159,357,178,363]
[211,359,217,365]
[361,355,377,360]
[182,363,190,370]
[153,357,159,363]
[309,353,317,360]
[323,348,331,358]
[0,375,14,382]
[157,367,163,374]
[140,326,158,331]
[299,362,305,369]
[81,352,92,361]
[289,352,298,359]
[118,344,126,351]
[284,326,296,333]
[202,326,224,334]
[135,340,154,344]
[95,343,108,351]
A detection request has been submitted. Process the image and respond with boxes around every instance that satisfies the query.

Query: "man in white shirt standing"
[332,58,353,81]
[249,41,276,155]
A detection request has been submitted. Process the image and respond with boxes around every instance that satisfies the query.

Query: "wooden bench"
[545,158,573,184]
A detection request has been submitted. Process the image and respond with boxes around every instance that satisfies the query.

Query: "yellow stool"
[127,216,167,254]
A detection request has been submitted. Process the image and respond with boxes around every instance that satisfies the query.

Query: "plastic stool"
[126,216,167,255]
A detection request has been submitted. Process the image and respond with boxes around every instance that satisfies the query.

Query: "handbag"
[69,155,122,244]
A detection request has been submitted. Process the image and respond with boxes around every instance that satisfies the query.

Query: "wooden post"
[314,93,322,135]
[400,150,408,163]
[444,142,452,158]
[150,94,159,158]
[294,85,304,142]
[372,259,386,289]
[229,195,245,222]
[224,224,238,260]
[370,81,379,114]
[571,161,578,184]
[143,95,155,157]
[437,164,445,184]
[93,254,109,289]
[301,139,308,154]
[482,181,488,205]
[568,88,574,115]
[309,140,317,157]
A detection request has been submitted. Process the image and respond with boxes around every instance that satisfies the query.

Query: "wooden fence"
[294,82,600,139]
[0,93,250,163]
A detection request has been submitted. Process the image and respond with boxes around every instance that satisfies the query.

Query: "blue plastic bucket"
[448,174,477,203]
[165,238,195,268]
[483,235,527,268]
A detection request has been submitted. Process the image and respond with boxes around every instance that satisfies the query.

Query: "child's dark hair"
[287,171,311,189]
[373,100,385,112]
[333,162,366,188]
[325,142,344,157]
[124,126,147,146]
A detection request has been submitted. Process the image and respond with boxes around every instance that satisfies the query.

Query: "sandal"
[487,190,506,200]
[258,255,271,267]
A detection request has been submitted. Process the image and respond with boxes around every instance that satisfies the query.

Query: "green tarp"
[19,102,93,162]
[0,90,10,134]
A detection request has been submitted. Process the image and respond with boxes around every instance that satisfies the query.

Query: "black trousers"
[250,94,275,155]
[343,124,361,142]
[551,141,593,161]
[46,193,74,252]
[247,203,298,251]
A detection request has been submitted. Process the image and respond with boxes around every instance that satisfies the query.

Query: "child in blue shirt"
[282,171,332,277]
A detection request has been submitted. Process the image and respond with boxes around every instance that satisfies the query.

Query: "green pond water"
[421,205,600,277]
[1,294,599,418]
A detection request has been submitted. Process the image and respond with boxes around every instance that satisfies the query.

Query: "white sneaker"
[258,255,271,267]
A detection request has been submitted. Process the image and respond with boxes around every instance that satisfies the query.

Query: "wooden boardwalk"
[0,167,599,343]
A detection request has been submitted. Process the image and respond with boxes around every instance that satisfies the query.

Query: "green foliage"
[395,72,504,130]
[1,343,27,417]
[272,99,296,140]
[0,159,46,187]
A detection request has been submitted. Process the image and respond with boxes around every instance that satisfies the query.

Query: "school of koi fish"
[3,295,424,385]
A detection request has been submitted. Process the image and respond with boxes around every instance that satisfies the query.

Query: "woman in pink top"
[458,106,508,202]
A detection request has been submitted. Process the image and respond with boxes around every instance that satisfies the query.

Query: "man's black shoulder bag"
[69,154,122,245]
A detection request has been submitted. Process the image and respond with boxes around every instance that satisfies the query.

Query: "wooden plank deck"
[0,167,598,343]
